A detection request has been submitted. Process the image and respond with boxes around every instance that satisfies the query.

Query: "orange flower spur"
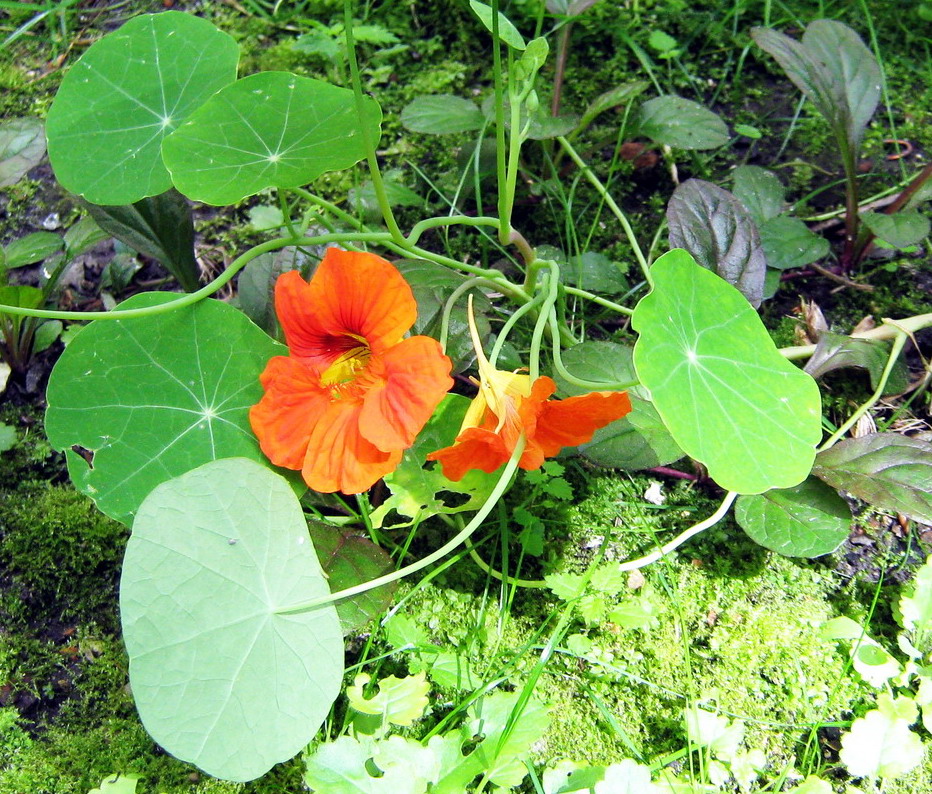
[427,302,632,481]
[249,248,453,494]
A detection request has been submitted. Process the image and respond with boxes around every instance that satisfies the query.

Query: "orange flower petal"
[427,424,512,482]
[302,400,403,494]
[249,356,332,470]
[276,249,417,366]
[358,336,453,452]
[533,389,632,458]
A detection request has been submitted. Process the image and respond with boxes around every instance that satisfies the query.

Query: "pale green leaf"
[0,117,45,188]
[466,692,550,788]
[631,249,822,494]
[899,555,932,651]
[304,735,426,794]
[45,293,292,524]
[122,458,342,782]
[577,81,648,131]
[794,776,833,794]
[735,477,851,558]
[88,774,142,794]
[46,12,239,204]
[346,672,430,727]
[840,705,925,779]
[163,72,382,205]
[595,760,658,793]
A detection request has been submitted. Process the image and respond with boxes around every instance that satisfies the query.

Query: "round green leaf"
[45,293,291,524]
[162,72,382,205]
[735,477,850,557]
[46,12,239,205]
[122,458,343,782]
[632,249,822,493]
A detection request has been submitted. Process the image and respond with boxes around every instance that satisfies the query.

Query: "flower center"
[320,334,371,387]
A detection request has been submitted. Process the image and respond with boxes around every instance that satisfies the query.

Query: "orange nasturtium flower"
[249,248,453,494]
[427,305,632,481]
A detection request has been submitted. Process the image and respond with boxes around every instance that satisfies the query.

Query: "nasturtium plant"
[162,72,382,205]
[122,457,342,782]
[45,293,294,524]
[632,249,822,493]
[46,12,239,205]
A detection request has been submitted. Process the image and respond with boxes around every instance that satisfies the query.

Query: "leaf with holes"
[638,95,729,150]
[812,433,932,524]
[632,249,822,493]
[45,293,293,524]
[122,458,342,782]
[667,179,767,307]
[162,72,382,205]
[369,395,498,528]
[46,12,239,205]
[307,522,395,634]
[735,477,850,557]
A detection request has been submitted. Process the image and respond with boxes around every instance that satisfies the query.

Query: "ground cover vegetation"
[0,0,931,791]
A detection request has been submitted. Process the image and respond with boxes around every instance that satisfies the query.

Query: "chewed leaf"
[370,395,497,527]
[46,12,239,205]
[122,458,342,782]
[45,293,294,524]
[632,249,822,493]
[162,72,382,205]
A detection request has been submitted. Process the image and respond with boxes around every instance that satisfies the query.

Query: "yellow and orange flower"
[427,305,632,481]
[249,248,453,494]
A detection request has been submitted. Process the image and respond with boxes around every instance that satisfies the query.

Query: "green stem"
[780,313,932,361]
[528,267,560,382]
[547,305,638,390]
[438,277,500,352]
[562,286,634,316]
[0,232,392,321]
[406,215,500,246]
[557,136,652,285]
[492,0,508,244]
[466,538,547,588]
[488,290,545,366]
[275,437,526,615]
[343,0,403,243]
[277,188,298,239]
[818,332,908,451]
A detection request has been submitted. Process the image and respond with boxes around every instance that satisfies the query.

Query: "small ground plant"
[1,1,931,792]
